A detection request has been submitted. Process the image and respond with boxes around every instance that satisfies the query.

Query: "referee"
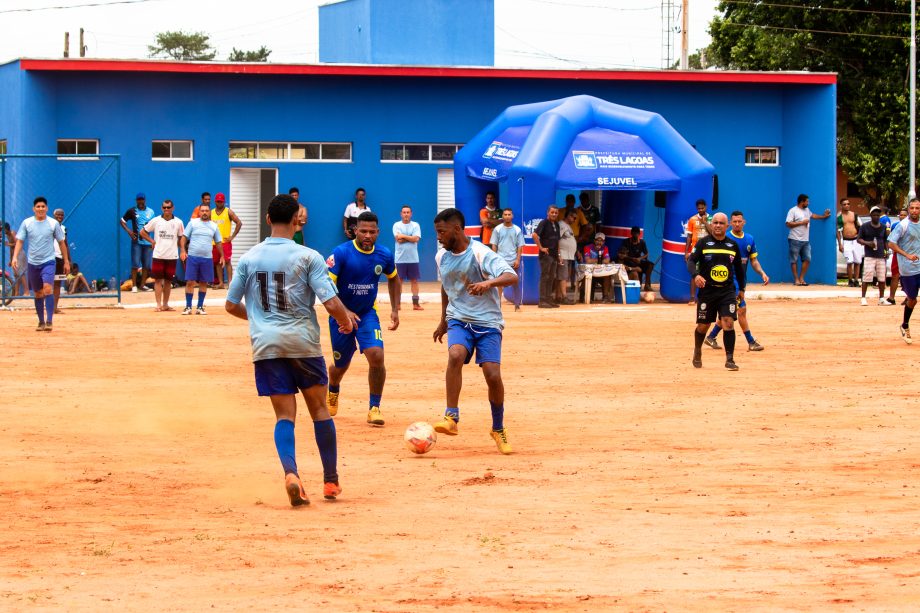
[690,212,746,370]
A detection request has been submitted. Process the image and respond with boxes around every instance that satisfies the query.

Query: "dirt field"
[2,285,919,611]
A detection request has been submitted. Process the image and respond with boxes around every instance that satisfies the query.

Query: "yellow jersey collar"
[352,239,375,254]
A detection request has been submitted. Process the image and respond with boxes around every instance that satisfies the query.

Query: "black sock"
[904,306,915,329]
[724,329,736,358]
[694,329,705,351]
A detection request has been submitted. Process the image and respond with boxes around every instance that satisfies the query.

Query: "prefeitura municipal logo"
[572,151,598,169]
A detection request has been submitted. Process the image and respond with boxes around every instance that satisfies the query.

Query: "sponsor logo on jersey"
[325,254,335,267]
[710,265,729,281]
[699,302,707,311]
[374,264,383,275]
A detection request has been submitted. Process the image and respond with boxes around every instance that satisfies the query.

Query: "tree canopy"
[229,46,272,62]
[707,1,915,207]
[148,31,217,61]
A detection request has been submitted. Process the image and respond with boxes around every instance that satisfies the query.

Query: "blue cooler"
[614,280,641,304]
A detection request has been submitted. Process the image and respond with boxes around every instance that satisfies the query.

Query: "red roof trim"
[18,59,836,85]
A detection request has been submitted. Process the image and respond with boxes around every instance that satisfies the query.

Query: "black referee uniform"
[691,234,746,369]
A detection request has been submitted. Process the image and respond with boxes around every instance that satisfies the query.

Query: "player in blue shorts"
[11,196,70,331]
[225,194,355,506]
[432,208,518,454]
[888,197,920,344]
[704,210,770,352]
[326,211,401,427]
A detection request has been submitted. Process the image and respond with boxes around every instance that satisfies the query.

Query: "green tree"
[228,46,272,62]
[148,31,216,61]
[707,1,914,207]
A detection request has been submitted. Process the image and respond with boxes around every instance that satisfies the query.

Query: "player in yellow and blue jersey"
[225,194,356,507]
[325,211,401,427]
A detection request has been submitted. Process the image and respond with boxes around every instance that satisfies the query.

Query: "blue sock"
[369,393,381,408]
[197,291,206,308]
[313,419,338,484]
[490,402,504,431]
[708,324,721,339]
[45,295,55,323]
[273,419,297,476]
[185,292,193,308]
[445,407,459,421]
[329,384,340,394]
[34,298,44,324]
[744,330,755,343]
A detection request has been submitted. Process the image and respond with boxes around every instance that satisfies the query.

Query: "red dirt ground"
[1,286,919,610]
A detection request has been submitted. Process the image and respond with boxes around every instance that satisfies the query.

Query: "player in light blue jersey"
[12,196,70,331]
[181,204,223,315]
[704,210,770,352]
[888,197,920,344]
[225,194,356,506]
[432,207,518,454]
[326,210,401,427]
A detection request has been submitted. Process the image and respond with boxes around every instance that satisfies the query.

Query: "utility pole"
[79,28,86,58]
[64,32,70,58]
[680,0,689,70]
[910,0,917,200]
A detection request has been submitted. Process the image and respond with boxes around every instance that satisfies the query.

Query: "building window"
[229,141,351,162]
[380,143,463,163]
[57,139,99,157]
[744,147,779,167]
[152,140,193,161]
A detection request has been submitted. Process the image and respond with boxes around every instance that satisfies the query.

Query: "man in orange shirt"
[480,191,502,245]
[684,199,711,303]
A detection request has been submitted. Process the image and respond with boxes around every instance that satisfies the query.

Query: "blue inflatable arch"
[453,95,714,303]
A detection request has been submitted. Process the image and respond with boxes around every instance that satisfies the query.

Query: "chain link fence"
[1,154,121,306]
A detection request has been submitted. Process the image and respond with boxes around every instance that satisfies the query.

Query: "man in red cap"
[211,192,242,289]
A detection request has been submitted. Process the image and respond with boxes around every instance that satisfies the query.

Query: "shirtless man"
[836,198,861,287]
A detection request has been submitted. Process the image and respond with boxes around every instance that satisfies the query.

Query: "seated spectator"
[66,263,94,294]
[617,244,641,281]
[582,232,613,303]
[620,226,654,291]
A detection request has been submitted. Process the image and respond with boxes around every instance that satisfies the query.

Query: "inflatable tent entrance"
[452,95,715,304]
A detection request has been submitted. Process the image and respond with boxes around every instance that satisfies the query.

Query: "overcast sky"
[0,0,719,69]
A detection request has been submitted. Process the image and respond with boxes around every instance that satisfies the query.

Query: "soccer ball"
[404,421,437,455]
[641,291,656,303]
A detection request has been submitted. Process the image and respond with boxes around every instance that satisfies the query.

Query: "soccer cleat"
[879,297,892,306]
[323,482,342,500]
[181,307,193,315]
[327,391,339,417]
[434,414,459,436]
[43,324,53,332]
[131,286,138,293]
[887,297,896,305]
[490,428,513,454]
[860,297,868,306]
[725,358,739,371]
[367,406,384,426]
[703,336,721,350]
[35,323,45,332]
[196,306,207,315]
[901,326,913,345]
[284,473,309,507]
[692,349,702,369]
[748,341,764,351]
[413,303,424,311]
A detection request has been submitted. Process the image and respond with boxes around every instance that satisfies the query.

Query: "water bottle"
[109,276,116,292]
[91,280,96,292]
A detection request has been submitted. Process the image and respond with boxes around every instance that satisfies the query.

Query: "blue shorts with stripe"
[329,308,383,368]
[446,319,502,366]
[253,356,328,396]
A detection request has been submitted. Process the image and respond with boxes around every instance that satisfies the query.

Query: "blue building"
[0,57,836,290]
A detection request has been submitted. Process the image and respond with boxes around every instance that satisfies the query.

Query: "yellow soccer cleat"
[367,406,384,426]
[434,414,458,436]
[490,428,512,455]
[327,391,339,417]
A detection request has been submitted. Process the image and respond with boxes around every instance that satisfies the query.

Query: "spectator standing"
[479,191,502,245]
[120,193,155,292]
[342,188,370,239]
[181,203,223,315]
[857,206,890,306]
[489,208,525,311]
[888,208,908,304]
[836,198,862,287]
[140,199,185,312]
[888,198,920,344]
[11,196,70,331]
[52,208,67,313]
[210,192,242,289]
[785,193,831,286]
[289,187,308,246]
[392,205,423,310]
[578,192,601,244]
[532,205,561,309]
[684,199,712,303]
[555,210,577,304]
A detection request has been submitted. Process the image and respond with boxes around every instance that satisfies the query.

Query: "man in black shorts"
[690,212,746,371]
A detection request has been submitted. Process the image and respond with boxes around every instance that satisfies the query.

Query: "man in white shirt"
[393,205,423,310]
[342,187,370,239]
[140,199,185,311]
[785,193,830,286]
